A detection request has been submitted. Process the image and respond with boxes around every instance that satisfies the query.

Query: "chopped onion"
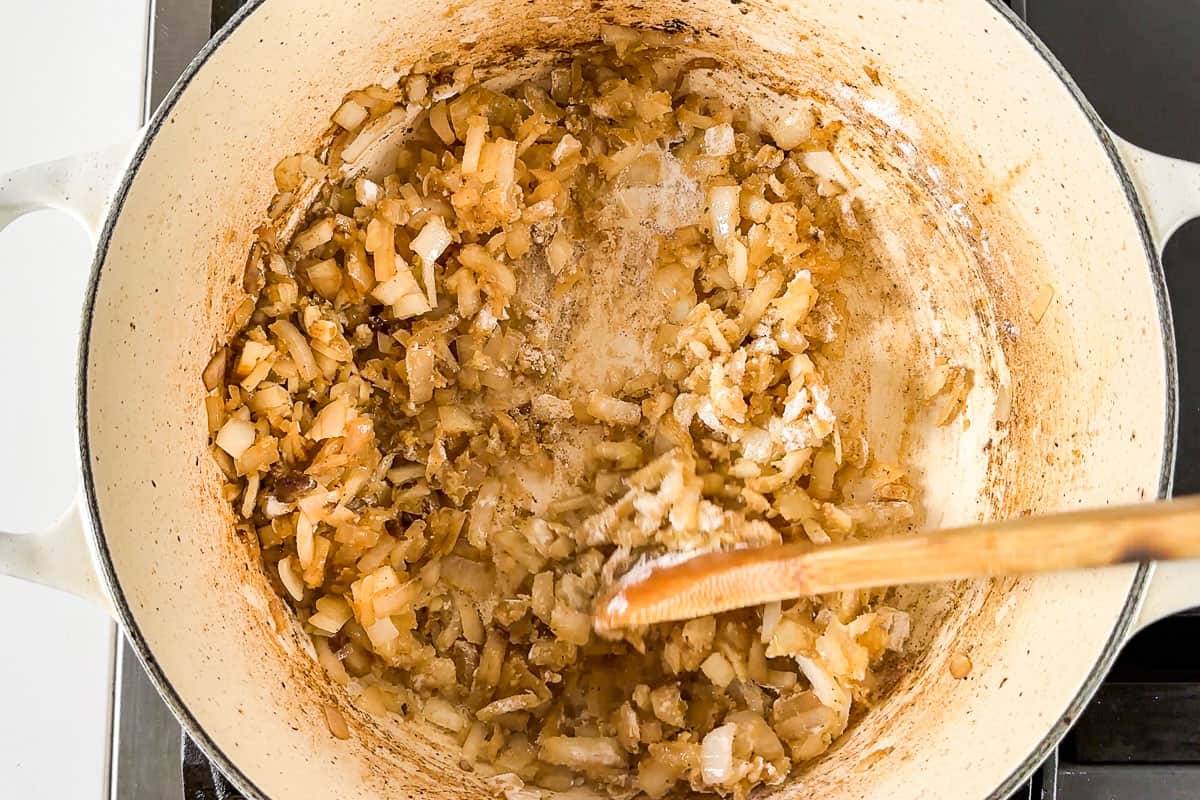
[296,511,315,567]
[430,101,455,145]
[703,123,735,157]
[531,394,573,421]
[308,595,352,634]
[269,320,319,382]
[767,105,813,150]
[761,601,782,642]
[476,691,542,722]
[494,138,517,190]
[354,177,381,207]
[411,216,453,264]
[238,357,274,394]
[306,258,343,300]
[530,571,555,624]
[372,579,420,617]
[215,418,255,459]
[1032,282,1055,324]
[239,472,260,518]
[332,99,369,131]
[458,244,516,298]
[249,384,289,413]
[293,217,335,253]
[234,340,273,379]
[422,260,438,307]
[546,228,572,275]
[602,143,642,177]
[386,463,425,485]
[341,107,409,166]
[707,185,740,251]
[766,669,798,690]
[678,107,715,129]
[538,736,627,769]
[879,607,911,651]
[726,235,748,286]
[273,154,303,192]
[371,266,420,305]
[461,116,488,175]
[794,654,849,720]
[355,686,389,717]
[446,269,480,317]
[453,592,486,644]
[312,636,349,685]
[550,605,591,646]
[726,710,785,761]
[309,396,348,441]
[345,241,375,293]
[808,448,838,500]
[278,555,305,601]
[700,652,735,689]
[297,155,326,179]
[700,723,736,785]
[393,291,432,320]
[202,348,227,391]
[600,23,641,57]
[586,392,642,427]
[365,615,401,651]
[802,150,849,186]
[296,491,332,522]
[365,217,396,281]
[406,343,435,404]
[438,405,478,434]
[323,705,351,740]
[264,495,291,518]
[423,697,467,732]
[468,478,501,549]
[551,133,581,165]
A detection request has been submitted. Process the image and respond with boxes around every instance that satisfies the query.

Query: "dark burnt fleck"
[366,314,402,334]
[656,18,698,35]
[273,472,317,502]
[1120,545,1167,563]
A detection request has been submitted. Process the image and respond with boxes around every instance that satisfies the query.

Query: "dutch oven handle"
[1115,134,1200,633]
[0,139,139,613]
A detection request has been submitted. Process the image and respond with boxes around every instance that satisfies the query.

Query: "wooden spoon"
[592,496,1200,631]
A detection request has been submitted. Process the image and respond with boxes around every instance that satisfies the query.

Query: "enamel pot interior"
[81,0,1171,798]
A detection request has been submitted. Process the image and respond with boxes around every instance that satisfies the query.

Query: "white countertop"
[0,3,149,797]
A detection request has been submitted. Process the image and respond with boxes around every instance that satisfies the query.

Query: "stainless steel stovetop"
[110,1,1200,797]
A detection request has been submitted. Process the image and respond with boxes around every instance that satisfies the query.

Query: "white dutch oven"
[3,1,1200,798]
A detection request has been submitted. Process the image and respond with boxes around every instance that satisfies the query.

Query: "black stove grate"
[173,1,1200,798]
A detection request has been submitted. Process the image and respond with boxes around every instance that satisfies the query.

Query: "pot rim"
[73,1,1178,798]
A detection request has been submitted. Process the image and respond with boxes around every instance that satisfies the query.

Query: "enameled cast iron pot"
[3,1,1200,797]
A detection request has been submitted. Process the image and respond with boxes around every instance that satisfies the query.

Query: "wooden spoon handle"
[594,497,1200,630]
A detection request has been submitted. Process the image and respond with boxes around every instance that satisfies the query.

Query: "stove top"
[112,1,1200,797]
